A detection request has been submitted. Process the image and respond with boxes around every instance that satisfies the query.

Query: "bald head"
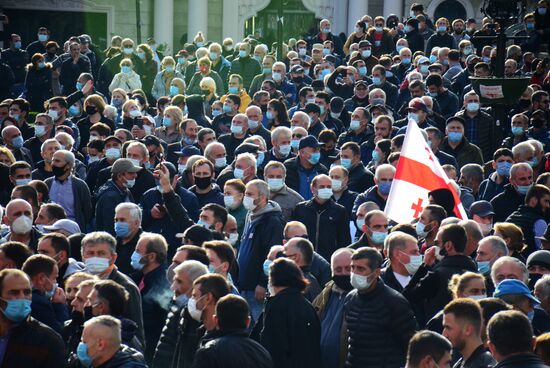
[6,199,33,219]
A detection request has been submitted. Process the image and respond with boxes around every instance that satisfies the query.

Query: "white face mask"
[243,196,256,211]
[227,232,239,245]
[400,251,423,275]
[350,272,374,291]
[11,215,33,234]
[187,295,205,321]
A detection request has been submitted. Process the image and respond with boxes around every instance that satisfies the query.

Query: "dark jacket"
[490,184,525,223]
[45,176,92,231]
[506,205,545,256]
[131,265,172,363]
[115,230,143,276]
[493,353,549,368]
[141,186,199,256]
[479,173,506,202]
[440,136,483,169]
[259,288,321,368]
[453,344,495,368]
[347,163,374,193]
[96,166,156,204]
[171,307,204,368]
[237,201,285,290]
[425,32,457,54]
[2,316,66,368]
[455,109,497,162]
[73,345,147,368]
[344,279,417,368]
[283,156,328,195]
[95,179,133,236]
[405,29,425,54]
[60,56,91,95]
[152,303,183,367]
[292,199,351,261]
[352,185,387,213]
[108,268,145,345]
[229,56,261,89]
[24,66,53,111]
[403,256,478,324]
[192,330,273,368]
[30,288,69,335]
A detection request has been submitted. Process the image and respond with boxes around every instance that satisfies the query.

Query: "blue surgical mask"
[169,85,179,96]
[69,105,80,116]
[477,261,490,274]
[371,76,381,85]
[362,50,371,58]
[0,298,32,322]
[408,112,420,123]
[77,342,93,367]
[378,181,392,195]
[401,57,411,65]
[308,152,320,165]
[257,151,265,166]
[223,104,232,113]
[178,57,186,64]
[416,221,428,237]
[14,41,22,49]
[420,65,429,74]
[230,124,243,135]
[175,294,189,307]
[263,260,272,276]
[448,132,463,143]
[114,221,130,238]
[496,161,512,177]
[372,150,381,163]
[121,65,131,74]
[85,257,110,275]
[466,102,480,112]
[278,144,291,156]
[516,184,532,195]
[266,111,274,120]
[233,167,245,179]
[130,251,145,271]
[38,34,49,42]
[511,126,524,136]
[45,279,58,299]
[163,117,173,127]
[429,55,438,63]
[228,86,239,94]
[404,25,411,33]
[370,230,388,244]
[291,139,300,149]
[340,158,352,169]
[437,26,447,33]
[11,136,24,149]
[358,66,367,76]
[76,82,83,91]
[239,50,247,58]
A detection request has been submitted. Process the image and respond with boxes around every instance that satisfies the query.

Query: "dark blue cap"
[298,135,324,150]
[175,146,201,158]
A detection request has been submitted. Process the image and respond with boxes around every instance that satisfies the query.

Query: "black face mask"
[439,244,448,257]
[532,119,546,129]
[194,176,212,189]
[528,273,543,290]
[333,275,353,291]
[85,105,97,115]
[293,76,304,84]
[260,105,268,113]
[52,165,67,178]
[83,306,94,321]
[71,309,85,324]
[518,99,531,110]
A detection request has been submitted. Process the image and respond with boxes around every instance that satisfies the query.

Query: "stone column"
[154,0,174,53]
[188,0,208,43]
[384,0,402,18]
[222,0,242,43]
[347,0,368,33]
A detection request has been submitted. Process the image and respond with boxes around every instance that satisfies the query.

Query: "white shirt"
[393,271,411,288]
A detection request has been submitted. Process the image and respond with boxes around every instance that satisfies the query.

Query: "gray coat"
[151,70,184,100]
[45,175,92,231]
[270,185,304,222]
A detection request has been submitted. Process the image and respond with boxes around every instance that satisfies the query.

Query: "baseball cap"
[418,56,430,65]
[304,103,321,115]
[299,135,324,150]
[469,201,494,217]
[408,99,428,113]
[493,279,540,304]
[290,65,304,74]
[358,40,372,48]
[235,143,259,156]
[112,158,142,174]
[175,146,201,158]
[104,135,122,145]
[44,219,81,235]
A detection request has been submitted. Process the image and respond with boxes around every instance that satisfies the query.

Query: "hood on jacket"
[186,94,206,118]
[250,200,282,221]
[64,258,85,279]
[96,179,126,198]
[101,344,147,367]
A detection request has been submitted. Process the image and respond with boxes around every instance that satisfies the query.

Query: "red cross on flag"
[385,119,467,223]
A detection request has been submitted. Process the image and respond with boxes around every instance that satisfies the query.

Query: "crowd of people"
[0,1,550,367]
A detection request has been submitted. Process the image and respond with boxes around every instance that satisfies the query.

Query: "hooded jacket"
[237,201,285,290]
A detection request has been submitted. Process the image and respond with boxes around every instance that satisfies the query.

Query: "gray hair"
[236,153,257,175]
[81,231,117,255]
[40,138,60,153]
[204,142,225,160]
[186,155,206,172]
[127,141,149,159]
[479,236,509,257]
[84,315,121,346]
[385,231,417,259]
[56,149,75,167]
[248,179,270,200]
[511,141,535,159]
[535,275,550,302]
[510,162,532,180]
[115,202,142,223]
[529,139,544,154]
[175,260,208,282]
[369,88,386,100]
[271,126,291,143]
[491,256,529,285]
[139,232,168,264]
[459,220,483,244]
[375,164,396,180]
[460,164,484,183]
[55,132,75,147]
[264,161,286,177]
[245,135,267,151]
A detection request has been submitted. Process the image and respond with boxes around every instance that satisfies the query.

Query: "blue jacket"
[95,179,133,236]
[140,186,200,248]
[30,289,69,335]
[237,201,285,290]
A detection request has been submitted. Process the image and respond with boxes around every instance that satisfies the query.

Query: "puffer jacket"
[344,279,417,368]
[229,55,262,89]
[292,198,351,261]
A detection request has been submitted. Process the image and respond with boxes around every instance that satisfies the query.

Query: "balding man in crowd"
[219,114,249,163]
[0,199,42,251]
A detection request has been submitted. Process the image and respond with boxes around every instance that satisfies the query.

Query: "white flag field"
[385,119,467,224]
